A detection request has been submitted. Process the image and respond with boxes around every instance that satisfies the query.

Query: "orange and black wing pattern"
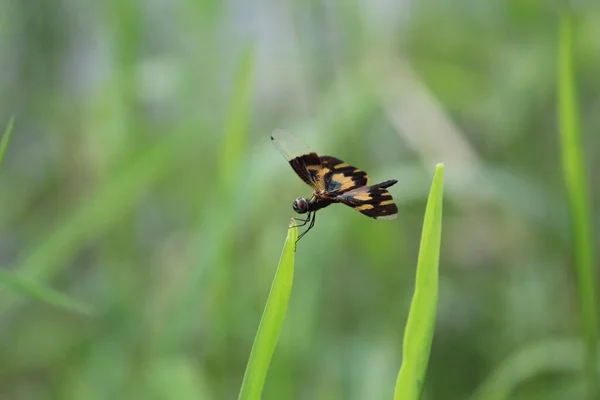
[334,180,399,219]
[271,129,398,220]
[271,130,326,191]
[320,155,370,194]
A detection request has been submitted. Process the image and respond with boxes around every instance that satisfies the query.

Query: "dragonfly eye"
[293,198,309,214]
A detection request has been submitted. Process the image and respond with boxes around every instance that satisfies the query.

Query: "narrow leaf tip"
[288,219,299,245]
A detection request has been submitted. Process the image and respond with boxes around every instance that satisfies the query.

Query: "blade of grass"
[218,47,255,195]
[470,338,593,400]
[0,117,94,315]
[238,220,298,400]
[0,131,200,314]
[0,270,94,316]
[196,47,256,376]
[558,11,598,398]
[394,163,444,400]
[0,116,15,168]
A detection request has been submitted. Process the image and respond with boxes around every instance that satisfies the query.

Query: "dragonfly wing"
[271,130,325,191]
[335,181,398,219]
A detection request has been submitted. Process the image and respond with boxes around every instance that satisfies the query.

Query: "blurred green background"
[1,1,600,399]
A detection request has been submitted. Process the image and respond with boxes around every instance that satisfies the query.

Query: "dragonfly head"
[293,197,309,214]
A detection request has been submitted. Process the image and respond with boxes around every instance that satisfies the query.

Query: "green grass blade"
[470,338,591,400]
[219,47,255,194]
[0,132,198,314]
[238,220,298,400]
[0,116,15,168]
[558,11,598,398]
[394,163,444,400]
[0,117,93,316]
[0,270,94,316]
[204,47,256,374]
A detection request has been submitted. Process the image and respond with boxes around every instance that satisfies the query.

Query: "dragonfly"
[271,130,398,241]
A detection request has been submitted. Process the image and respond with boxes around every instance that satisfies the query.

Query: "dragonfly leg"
[297,211,316,242]
[290,212,312,228]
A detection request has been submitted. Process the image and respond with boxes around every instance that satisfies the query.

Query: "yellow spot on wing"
[334,162,349,169]
[330,172,362,192]
[351,192,372,201]
[356,204,374,211]
[380,199,395,206]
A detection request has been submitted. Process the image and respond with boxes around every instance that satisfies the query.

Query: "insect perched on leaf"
[271,129,398,241]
